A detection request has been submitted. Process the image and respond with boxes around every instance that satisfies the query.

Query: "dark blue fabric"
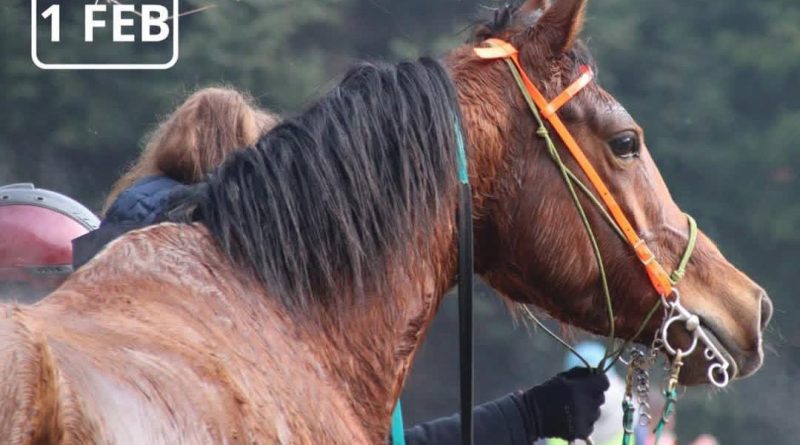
[102,175,182,226]
[72,175,183,270]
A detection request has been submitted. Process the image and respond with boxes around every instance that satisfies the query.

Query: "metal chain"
[632,350,655,427]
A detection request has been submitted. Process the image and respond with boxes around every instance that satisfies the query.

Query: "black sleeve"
[404,392,538,445]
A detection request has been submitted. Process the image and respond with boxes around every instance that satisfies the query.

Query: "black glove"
[521,367,609,441]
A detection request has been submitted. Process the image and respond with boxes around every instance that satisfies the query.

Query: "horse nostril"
[759,292,773,331]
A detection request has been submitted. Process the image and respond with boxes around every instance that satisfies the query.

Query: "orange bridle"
[474,38,693,299]
[462,41,728,445]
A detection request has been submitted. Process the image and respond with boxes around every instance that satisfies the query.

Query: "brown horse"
[0,0,771,443]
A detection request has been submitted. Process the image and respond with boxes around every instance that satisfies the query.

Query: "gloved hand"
[522,367,610,441]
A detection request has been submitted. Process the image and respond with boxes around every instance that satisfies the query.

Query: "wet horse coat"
[2,224,421,443]
[2,58,466,444]
[0,0,771,443]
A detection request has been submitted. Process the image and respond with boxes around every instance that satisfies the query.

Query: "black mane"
[166,58,463,311]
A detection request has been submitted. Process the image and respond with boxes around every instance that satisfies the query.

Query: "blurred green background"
[2,0,798,442]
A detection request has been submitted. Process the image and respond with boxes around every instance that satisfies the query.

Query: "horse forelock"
[165,58,464,314]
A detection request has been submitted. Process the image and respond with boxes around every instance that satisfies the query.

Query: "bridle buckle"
[633,239,656,266]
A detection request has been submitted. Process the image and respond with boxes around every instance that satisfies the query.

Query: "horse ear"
[533,0,587,54]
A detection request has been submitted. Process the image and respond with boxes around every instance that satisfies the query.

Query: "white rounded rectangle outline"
[31,0,179,70]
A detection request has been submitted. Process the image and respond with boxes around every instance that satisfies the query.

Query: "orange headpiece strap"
[474,38,676,298]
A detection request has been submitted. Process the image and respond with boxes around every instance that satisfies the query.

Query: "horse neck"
[260,55,505,439]
[294,209,459,441]
[293,83,505,437]
[447,51,513,216]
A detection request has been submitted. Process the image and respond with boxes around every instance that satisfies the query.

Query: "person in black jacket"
[404,367,608,444]
[74,86,610,445]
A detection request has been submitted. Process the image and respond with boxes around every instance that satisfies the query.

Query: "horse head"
[450,0,772,385]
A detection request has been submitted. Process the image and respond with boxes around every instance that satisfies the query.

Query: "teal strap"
[389,118,466,445]
[621,398,635,445]
[454,117,469,185]
[391,400,406,445]
[653,388,677,445]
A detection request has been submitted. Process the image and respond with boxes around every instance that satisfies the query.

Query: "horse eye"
[608,132,640,159]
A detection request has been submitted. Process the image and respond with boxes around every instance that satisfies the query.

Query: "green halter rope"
[502,57,699,445]
[653,388,678,444]
[502,55,698,372]
[504,57,615,369]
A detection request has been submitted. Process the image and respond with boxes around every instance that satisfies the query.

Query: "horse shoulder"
[0,305,106,444]
[26,224,372,444]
